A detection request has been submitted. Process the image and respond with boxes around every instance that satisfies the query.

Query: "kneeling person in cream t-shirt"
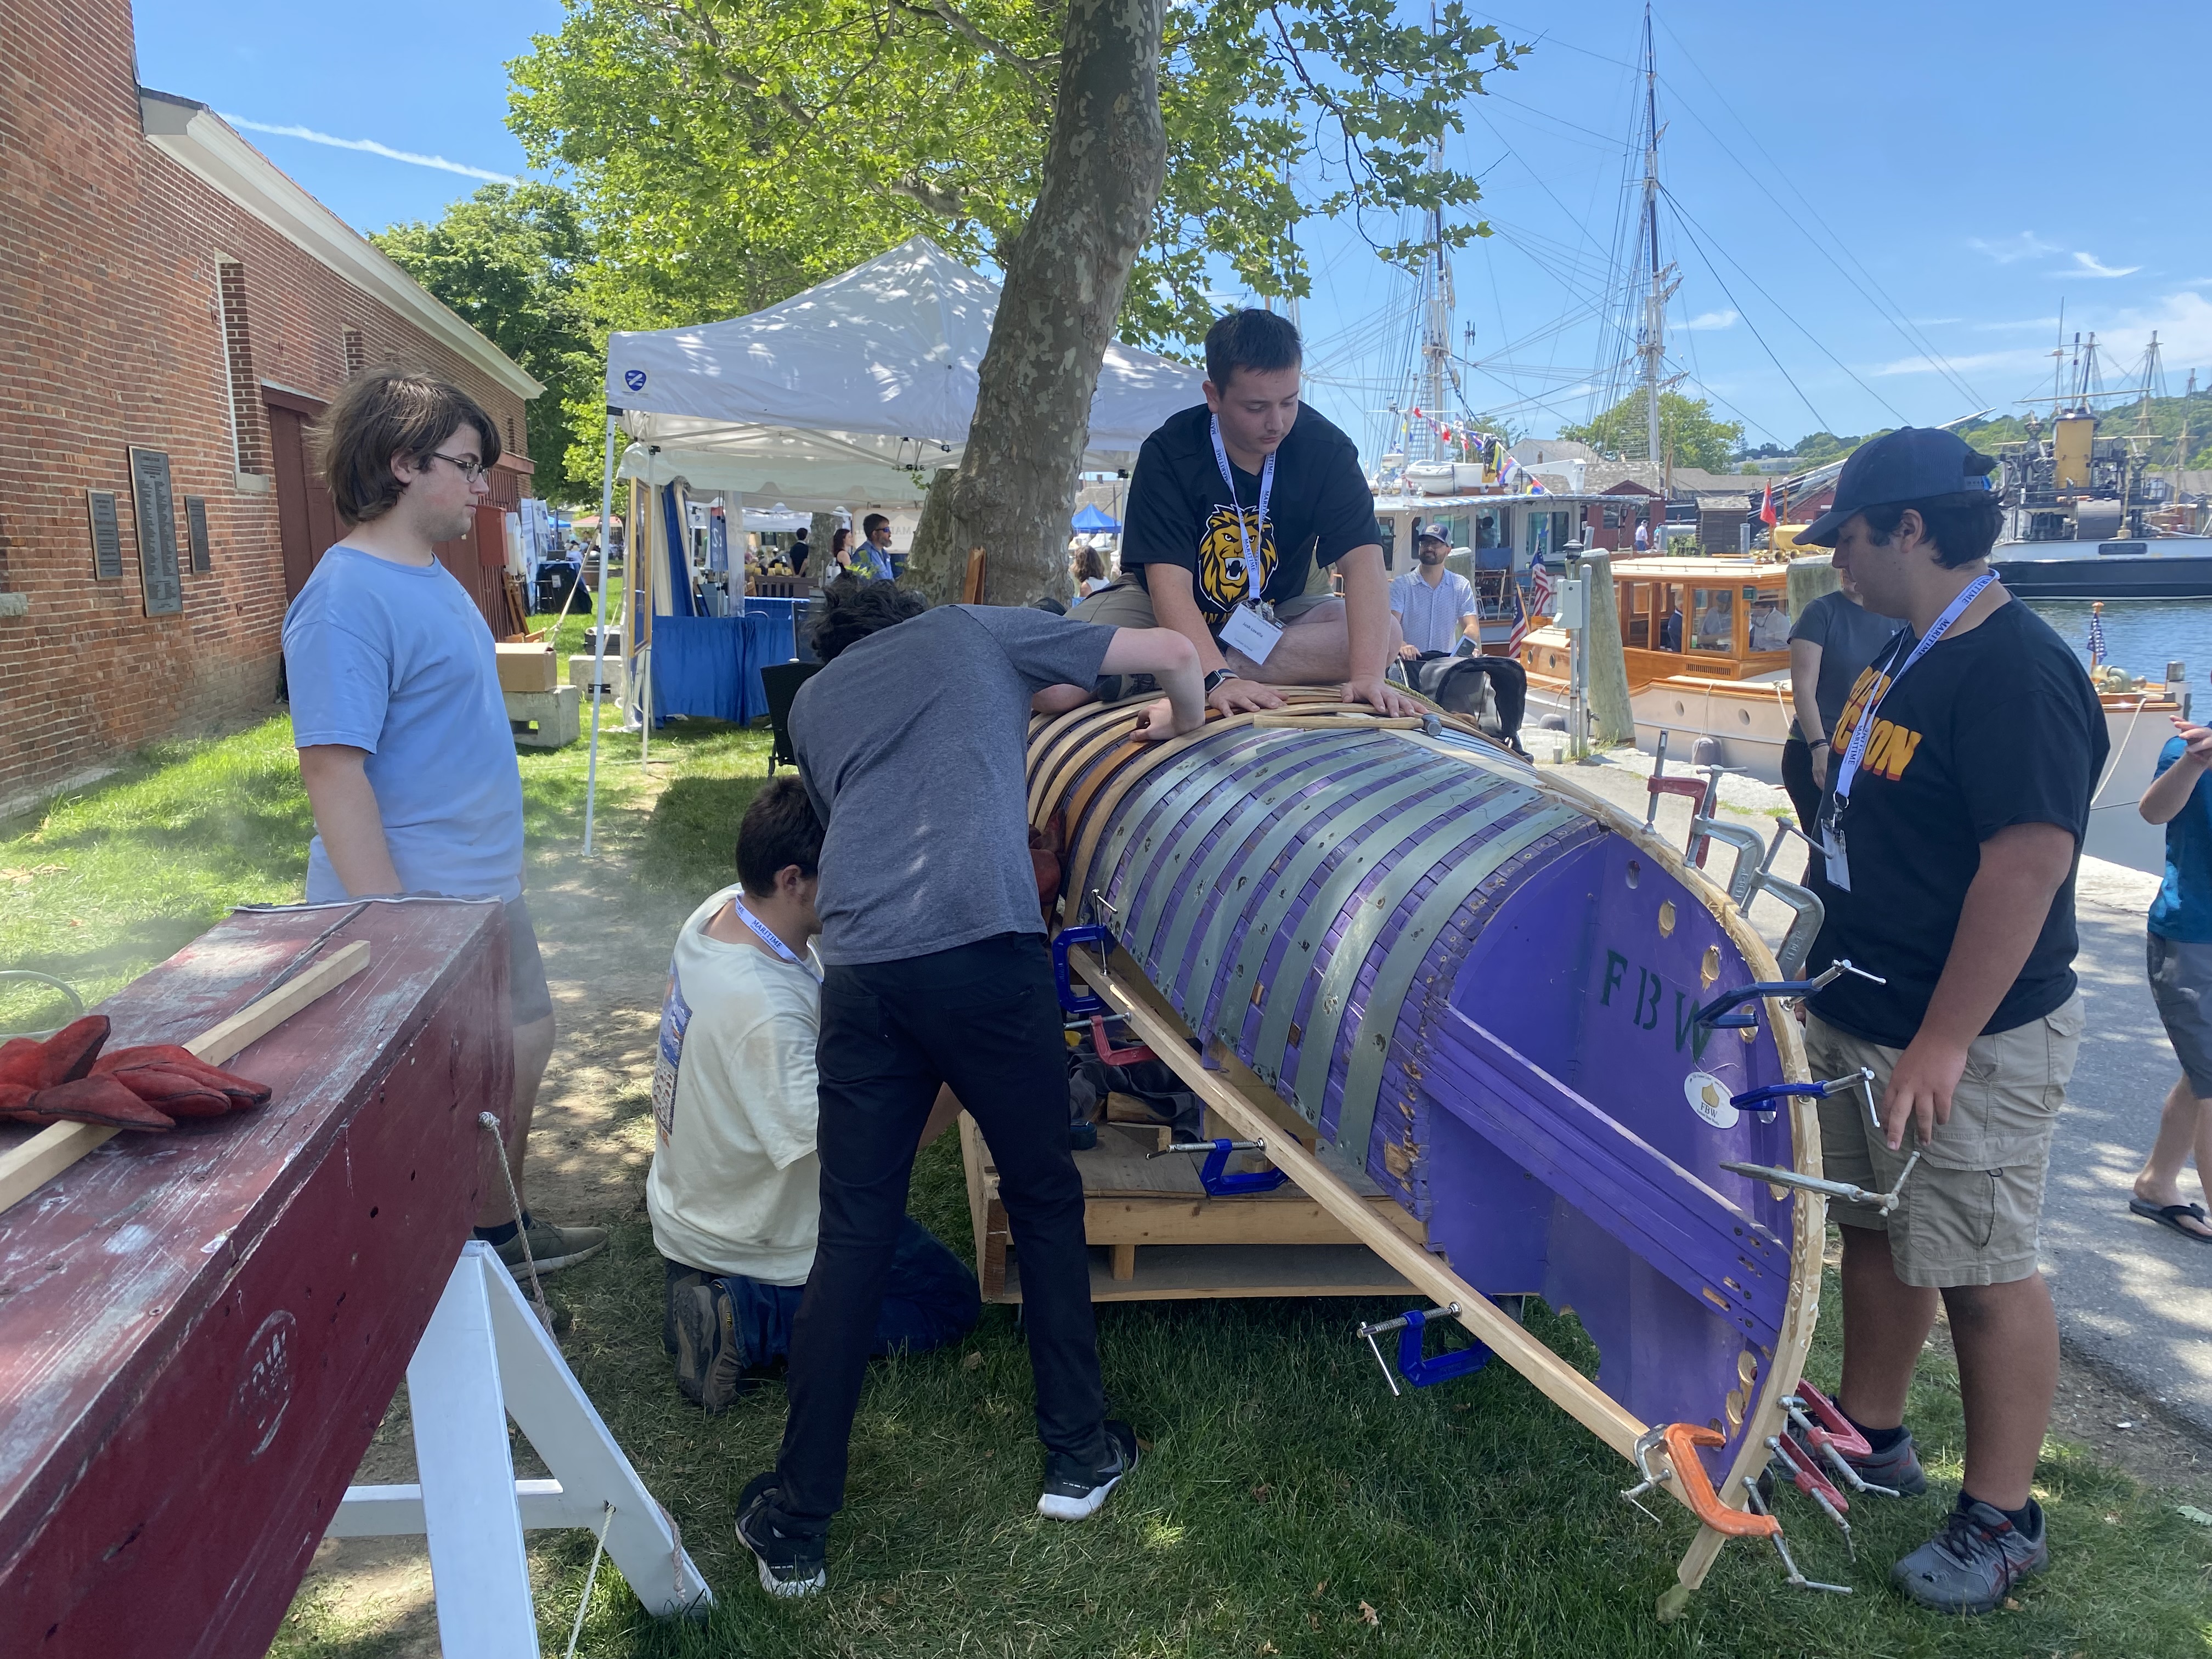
[648,778,978,1412]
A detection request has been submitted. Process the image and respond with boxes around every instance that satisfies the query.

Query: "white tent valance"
[606,235,1203,499]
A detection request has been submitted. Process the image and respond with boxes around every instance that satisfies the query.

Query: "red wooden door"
[264,392,337,601]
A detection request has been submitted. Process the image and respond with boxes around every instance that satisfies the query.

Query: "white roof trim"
[138,89,543,400]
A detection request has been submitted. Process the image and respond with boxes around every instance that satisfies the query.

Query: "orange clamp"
[1659,1424,1779,1539]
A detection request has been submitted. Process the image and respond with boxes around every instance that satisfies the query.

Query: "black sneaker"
[1037,1420,1139,1521]
[735,1472,826,1599]
[1092,673,1159,705]
[672,1276,750,1413]
[1892,1497,2049,1613]
[1841,1424,1928,1497]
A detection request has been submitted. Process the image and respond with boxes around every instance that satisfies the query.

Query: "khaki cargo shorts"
[1802,994,2084,1289]
[1066,572,1339,633]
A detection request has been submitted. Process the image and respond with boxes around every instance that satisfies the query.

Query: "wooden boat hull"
[1028,695,1822,1523]
[0,903,507,1659]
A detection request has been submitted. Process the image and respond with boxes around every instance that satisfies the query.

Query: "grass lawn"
[4,703,2208,1658]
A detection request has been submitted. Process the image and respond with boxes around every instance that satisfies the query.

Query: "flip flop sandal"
[2130,1198,2212,1241]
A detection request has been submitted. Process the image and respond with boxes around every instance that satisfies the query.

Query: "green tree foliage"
[506,0,1521,353]
[1560,391,1743,472]
[372,184,602,501]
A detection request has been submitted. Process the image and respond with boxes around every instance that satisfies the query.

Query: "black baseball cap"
[1415,526,1449,546]
[1798,427,1998,546]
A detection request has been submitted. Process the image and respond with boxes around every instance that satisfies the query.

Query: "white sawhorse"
[328,1243,712,1654]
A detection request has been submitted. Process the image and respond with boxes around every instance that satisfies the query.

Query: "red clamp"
[1088,1015,1155,1066]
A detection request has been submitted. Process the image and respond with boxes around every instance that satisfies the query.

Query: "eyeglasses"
[426,452,488,482]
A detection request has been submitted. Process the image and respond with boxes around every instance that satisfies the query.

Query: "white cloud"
[1873,346,2053,379]
[1967,233,2063,264]
[220,115,517,184]
[1680,309,1737,332]
[1871,290,2212,380]
[2065,250,2142,279]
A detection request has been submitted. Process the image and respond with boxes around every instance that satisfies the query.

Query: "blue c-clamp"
[1357,1303,1493,1396]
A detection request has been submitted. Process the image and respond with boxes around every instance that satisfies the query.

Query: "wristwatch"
[1204,669,1238,695]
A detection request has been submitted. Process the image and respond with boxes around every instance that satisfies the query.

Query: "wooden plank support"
[0,940,371,1216]
[1070,950,1650,1463]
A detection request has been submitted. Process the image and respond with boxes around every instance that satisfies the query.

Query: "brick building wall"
[0,0,535,807]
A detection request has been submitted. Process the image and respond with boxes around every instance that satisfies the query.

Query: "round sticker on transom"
[1684,1071,1738,1129]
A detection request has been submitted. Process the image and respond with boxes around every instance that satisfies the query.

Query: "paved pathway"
[1538,750,2212,1435]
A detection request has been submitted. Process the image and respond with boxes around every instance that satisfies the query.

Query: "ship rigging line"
[1649,9,1983,410]
[1663,185,1921,432]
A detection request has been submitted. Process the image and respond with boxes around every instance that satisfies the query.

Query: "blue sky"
[134,0,2212,456]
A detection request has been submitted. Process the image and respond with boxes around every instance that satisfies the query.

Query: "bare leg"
[1835,1224,1940,1429]
[478,1013,556,1226]
[1226,600,1404,687]
[2132,1076,2212,1237]
[1032,684,1095,715]
[1945,1273,2058,1510]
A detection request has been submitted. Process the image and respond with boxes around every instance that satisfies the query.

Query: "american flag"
[1506,578,1531,653]
[2087,605,2107,667]
[1529,551,1555,617]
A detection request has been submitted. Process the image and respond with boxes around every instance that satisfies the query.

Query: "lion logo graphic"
[1198,504,1274,616]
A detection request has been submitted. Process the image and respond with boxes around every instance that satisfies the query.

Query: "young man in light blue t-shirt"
[281,367,605,1278]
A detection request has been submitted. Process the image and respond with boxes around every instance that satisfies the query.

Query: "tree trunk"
[809,510,840,575]
[904,0,1167,607]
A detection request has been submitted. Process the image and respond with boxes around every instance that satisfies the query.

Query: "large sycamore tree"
[512,0,1519,601]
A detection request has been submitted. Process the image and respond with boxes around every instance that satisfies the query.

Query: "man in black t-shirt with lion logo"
[1054,310,1417,720]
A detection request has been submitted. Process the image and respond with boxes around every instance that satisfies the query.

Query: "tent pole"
[640,456,655,766]
[582,410,619,857]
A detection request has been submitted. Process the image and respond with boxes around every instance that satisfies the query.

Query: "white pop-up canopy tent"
[577,237,1203,855]
[603,235,1203,506]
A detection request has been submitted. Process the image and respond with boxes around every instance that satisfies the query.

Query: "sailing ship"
[1988,336,2212,598]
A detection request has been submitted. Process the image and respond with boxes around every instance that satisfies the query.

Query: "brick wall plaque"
[87,489,123,579]
[128,447,183,616]
[184,495,211,573]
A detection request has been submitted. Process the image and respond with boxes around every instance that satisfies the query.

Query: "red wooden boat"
[0,901,507,1658]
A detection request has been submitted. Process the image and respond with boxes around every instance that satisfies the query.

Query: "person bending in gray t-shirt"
[735,578,1203,1598]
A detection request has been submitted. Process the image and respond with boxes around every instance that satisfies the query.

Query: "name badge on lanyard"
[1820,571,1996,893]
[1210,416,1280,662]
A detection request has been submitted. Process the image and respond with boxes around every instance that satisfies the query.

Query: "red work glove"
[4,1074,175,1132]
[0,1015,111,1090]
[95,1045,273,1113]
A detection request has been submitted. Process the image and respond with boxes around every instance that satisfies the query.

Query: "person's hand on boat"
[1879,1034,1967,1152]
[1208,677,1284,716]
[1344,674,1422,719]
[1132,695,1199,742]
[1397,640,1423,662]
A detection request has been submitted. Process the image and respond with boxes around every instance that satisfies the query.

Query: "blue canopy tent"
[1071,504,1120,533]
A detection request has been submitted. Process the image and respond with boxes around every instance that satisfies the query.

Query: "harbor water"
[2024,598,2212,691]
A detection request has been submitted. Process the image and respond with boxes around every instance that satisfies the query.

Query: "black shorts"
[506,897,554,1025]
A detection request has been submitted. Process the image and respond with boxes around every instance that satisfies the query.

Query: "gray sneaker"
[1841,1425,1928,1497]
[495,1218,608,1277]
[672,1277,751,1413]
[1892,1498,2048,1613]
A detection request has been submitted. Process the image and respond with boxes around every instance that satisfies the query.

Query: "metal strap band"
[1028,704,1147,828]
[1119,735,1367,969]
[1268,778,1532,1104]
[1322,805,1583,1182]
[1211,758,1491,1055]
[1161,750,1430,1011]
[1087,726,1274,922]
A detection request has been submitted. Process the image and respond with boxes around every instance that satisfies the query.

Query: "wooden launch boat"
[1027,689,1837,1613]
[1520,556,1799,778]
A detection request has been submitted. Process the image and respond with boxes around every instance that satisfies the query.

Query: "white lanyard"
[1209,416,1274,592]
[1830,571,1996,812]
[731,898,819,979]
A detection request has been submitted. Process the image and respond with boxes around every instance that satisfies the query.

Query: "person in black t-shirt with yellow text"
[1796,427,2105,1615]
[1055,310,1418,719]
